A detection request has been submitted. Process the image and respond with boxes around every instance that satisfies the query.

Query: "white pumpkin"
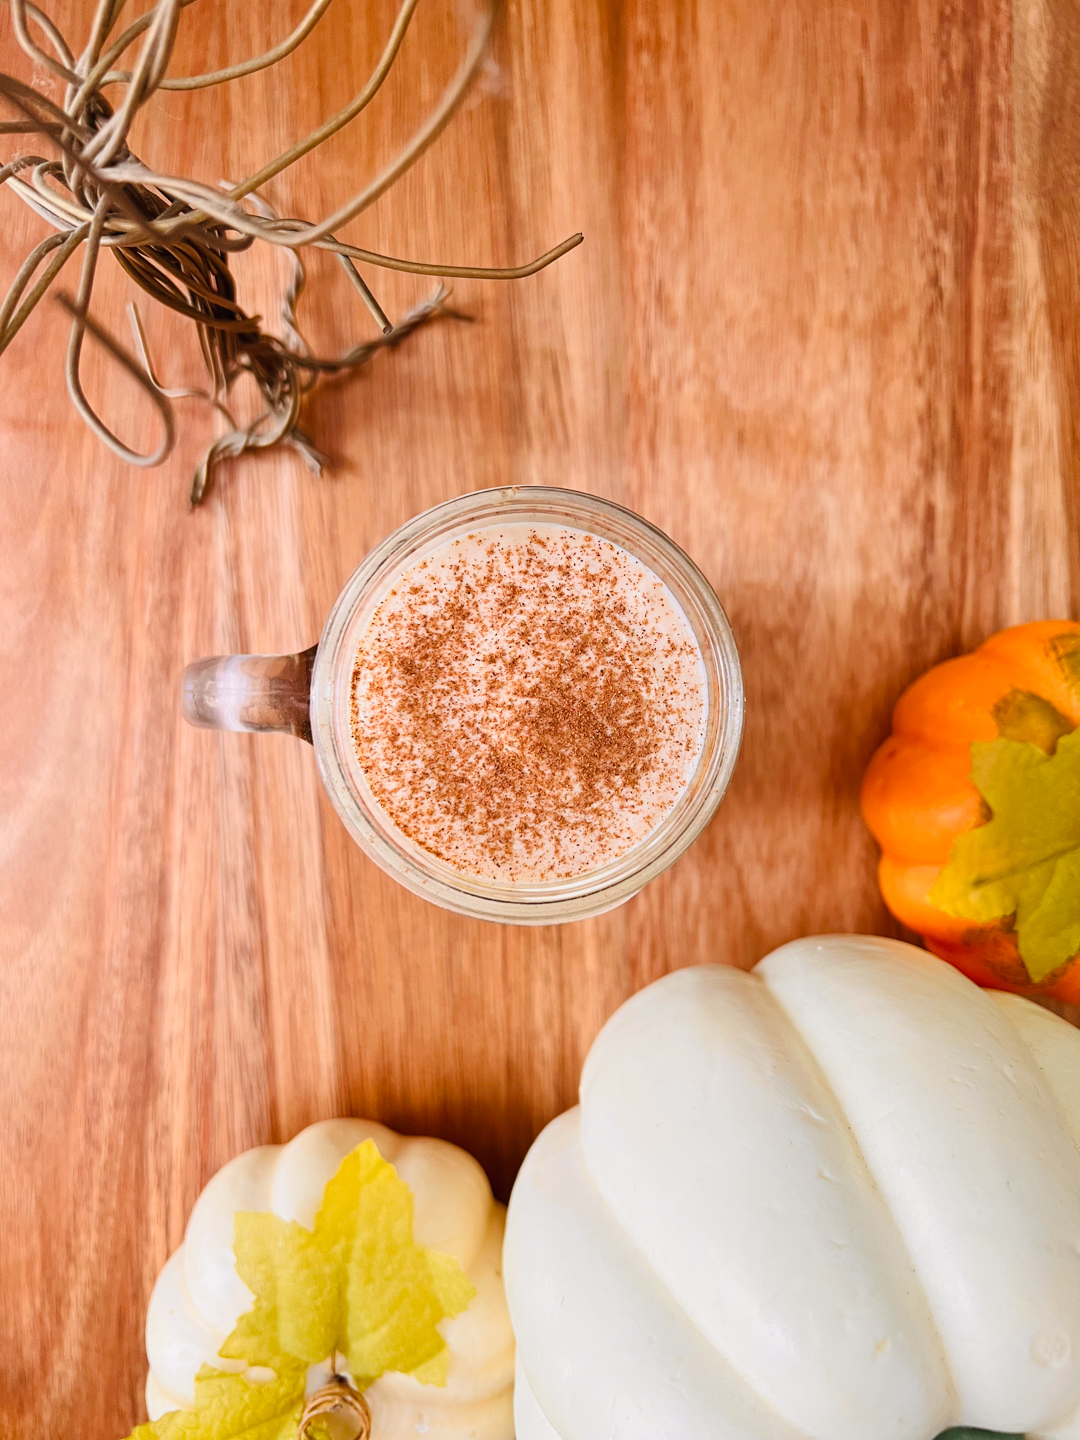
[504,935,1080,1440]
[145,1117,515,1439]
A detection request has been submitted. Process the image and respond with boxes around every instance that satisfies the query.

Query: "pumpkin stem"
[933,1429,1025,1440]
[298,1373,371,1440]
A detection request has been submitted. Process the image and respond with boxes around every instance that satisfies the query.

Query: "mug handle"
[181,645,318,742]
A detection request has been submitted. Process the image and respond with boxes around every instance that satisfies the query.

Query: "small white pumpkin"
[146,1117,515,1439]
[505,936,1080,1440]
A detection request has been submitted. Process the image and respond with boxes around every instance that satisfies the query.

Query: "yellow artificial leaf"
[130,1363,306,1440]
[224,1140,473,1386]
[222,1214,340,1367]
[930,730,1080,982]
[410,1349,450,1387]
[426,1248,479,1317]
[328,1144,476,1387]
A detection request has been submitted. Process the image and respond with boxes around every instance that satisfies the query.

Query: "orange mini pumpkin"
[862,620,1080,1002]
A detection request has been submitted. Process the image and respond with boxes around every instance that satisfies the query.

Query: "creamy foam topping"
[350,524,706,882]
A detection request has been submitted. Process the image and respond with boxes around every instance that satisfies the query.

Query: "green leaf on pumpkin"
[930,729,1080,983]
[128,1140,476,1440]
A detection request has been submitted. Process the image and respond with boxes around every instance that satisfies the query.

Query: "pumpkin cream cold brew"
[349,525,707,882]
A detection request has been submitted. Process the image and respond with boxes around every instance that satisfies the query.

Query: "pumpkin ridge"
[985,994,1080,1157]
[183,1146,281,1339]
[505,1106,805,1440]
[578,964,953,1440]
[576,1117,808,1434]
[757,950,959,1427]
[757,940,1080,1432]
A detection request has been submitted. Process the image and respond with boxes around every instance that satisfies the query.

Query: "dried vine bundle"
[0,0,580,502]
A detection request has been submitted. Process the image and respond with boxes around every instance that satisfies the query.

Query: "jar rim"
[311,486,744,924]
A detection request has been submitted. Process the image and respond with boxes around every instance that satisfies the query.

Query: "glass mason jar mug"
[182,486,744,924]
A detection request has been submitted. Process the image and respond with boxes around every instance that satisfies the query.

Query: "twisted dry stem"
[299,1375,372,1440]
[0,0,581,502]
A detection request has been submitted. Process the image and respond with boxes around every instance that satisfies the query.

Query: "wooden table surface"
[2,0,1078,1432]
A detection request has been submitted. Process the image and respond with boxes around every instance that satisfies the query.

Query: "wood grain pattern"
[1,0,1077,1432]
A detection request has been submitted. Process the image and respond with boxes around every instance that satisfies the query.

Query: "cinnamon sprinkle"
[350,525,705,881]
